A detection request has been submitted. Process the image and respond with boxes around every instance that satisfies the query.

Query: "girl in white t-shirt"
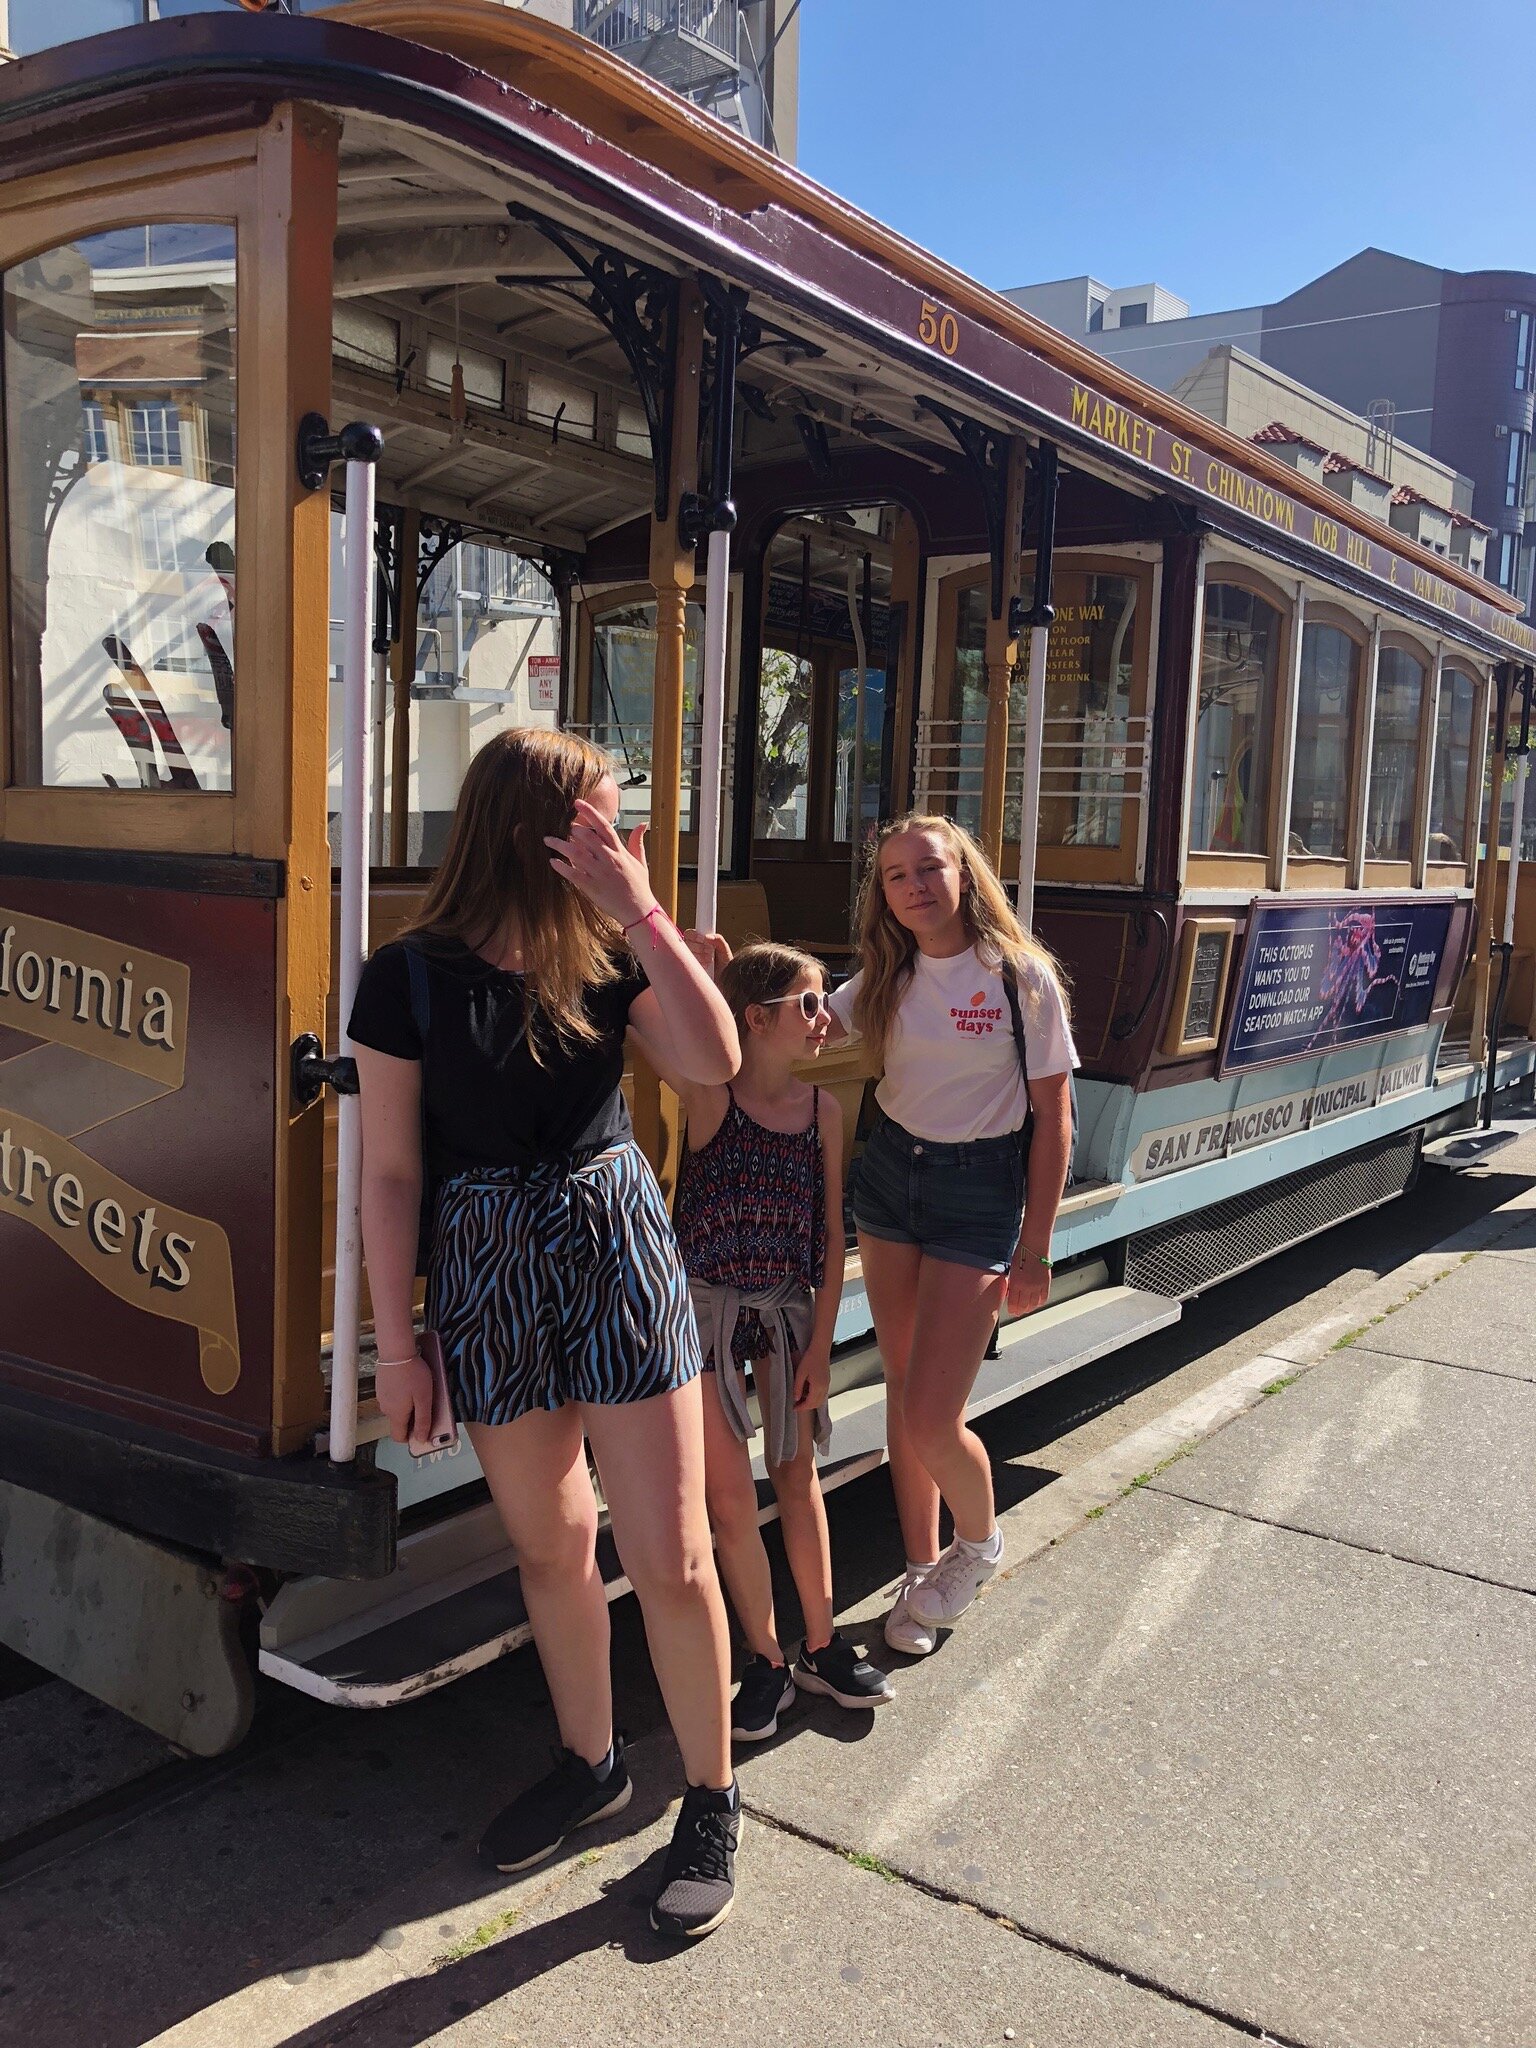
[826,812,1076,1651]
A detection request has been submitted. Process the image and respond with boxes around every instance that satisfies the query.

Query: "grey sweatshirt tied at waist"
[687,1274,831,1466]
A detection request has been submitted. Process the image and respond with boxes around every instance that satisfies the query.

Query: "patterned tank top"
[674,1088,826,1293]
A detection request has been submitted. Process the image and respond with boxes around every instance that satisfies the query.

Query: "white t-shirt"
[829,945,1077,1144]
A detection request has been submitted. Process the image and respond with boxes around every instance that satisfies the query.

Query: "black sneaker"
[651,1780,740,1939]
[478,1743,632,1874]
[793,1632,895,1709]
[730,1654,796,1742]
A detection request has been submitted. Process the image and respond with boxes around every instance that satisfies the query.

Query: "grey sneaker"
[905,1534,1002,1627]
[479,1743,632,1874]
[651,1781,740,1939]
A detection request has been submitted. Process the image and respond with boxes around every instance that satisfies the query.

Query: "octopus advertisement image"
[1223,898,1455,1072]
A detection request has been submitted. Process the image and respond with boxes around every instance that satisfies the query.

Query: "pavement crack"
[1340,1342,1536,1388]
[1145,1486,1536,1599]
[740,1799,1324,2048]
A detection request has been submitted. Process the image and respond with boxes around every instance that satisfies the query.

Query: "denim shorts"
[851,1114,1026,1274]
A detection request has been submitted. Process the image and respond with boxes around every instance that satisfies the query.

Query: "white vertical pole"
[693,525,730,935]
[330,456,377,1466]
[1502,755,1529,948]
[846,555,868,928]
[1015,620,1049,932]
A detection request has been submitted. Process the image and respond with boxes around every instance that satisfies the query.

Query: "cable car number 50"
[918,298,960,356]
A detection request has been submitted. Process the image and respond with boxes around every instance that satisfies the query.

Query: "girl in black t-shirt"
[350,727,743,1940]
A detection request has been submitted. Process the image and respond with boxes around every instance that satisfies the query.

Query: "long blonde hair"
[849,811,1069,1068]
[401,727,621,1059]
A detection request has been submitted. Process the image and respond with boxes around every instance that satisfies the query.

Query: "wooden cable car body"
[0,3,1531,1749]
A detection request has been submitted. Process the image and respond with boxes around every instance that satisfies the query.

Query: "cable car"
[0,2,1531,1752]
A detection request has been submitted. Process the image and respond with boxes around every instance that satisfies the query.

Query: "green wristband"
[1016,1245,1052,1271]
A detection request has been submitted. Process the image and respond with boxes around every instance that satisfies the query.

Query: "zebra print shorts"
[424,1141,702,1427]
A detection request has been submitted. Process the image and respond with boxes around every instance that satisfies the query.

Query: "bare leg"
[858,1233,939,1564]
[768,1419,834,1653]
[901,1255,1007,1544]
[584,1376,733,1791]
[467,1408,611,1766]
[700,1368,784,1666]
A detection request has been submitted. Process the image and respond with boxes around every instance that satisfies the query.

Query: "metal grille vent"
[1124,1131,1419,1299]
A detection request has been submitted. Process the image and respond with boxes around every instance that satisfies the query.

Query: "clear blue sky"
[796,0,1533,309]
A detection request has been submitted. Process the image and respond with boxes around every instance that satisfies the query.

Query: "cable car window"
[1037,570,1139,852]
[5,223,236,793]
[1192,582,1281,856]
[1365,647,1426,862]
[756,649,812,841]
[833,661,885,845]
[586,597,703,836]
[1289,624,1360,859]
[1429,667,1477,863]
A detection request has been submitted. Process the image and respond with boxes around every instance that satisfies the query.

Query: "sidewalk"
[157,1155,1536,2048]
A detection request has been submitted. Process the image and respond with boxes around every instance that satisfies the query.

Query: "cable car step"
[259,1284,1177,1709]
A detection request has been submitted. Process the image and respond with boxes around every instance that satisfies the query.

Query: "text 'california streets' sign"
[1223,898,1454,1074]
[0,911,240,1392]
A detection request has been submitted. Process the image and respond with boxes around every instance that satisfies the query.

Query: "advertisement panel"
[1223,898,1455,1074]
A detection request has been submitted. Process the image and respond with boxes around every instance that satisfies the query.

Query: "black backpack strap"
[1000,959,1030,1089]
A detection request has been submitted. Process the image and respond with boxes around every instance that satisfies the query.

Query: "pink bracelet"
[622,904,668,950]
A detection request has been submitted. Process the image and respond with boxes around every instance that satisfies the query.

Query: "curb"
[978,1161,1536,1601]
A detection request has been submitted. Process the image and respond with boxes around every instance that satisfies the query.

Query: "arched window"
[1365,644,1428,863]
[1289,621,1362,859]
[1192,582,1283,856]
[1429,668,1478,864]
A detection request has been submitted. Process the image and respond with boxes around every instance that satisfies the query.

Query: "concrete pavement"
[120,1152,1536,2048]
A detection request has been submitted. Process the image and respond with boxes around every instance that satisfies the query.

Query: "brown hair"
[401,727,620,1059]
[718,942,823,1033]
[850,811,1070,1068]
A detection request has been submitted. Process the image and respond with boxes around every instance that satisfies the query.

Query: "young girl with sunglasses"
[349,729,744,1940]
[664,941,893,1738]
[825,814,1076,1654]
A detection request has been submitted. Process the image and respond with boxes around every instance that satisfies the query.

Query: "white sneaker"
[883,1573,938,1657]
[905,1535,1002,1628]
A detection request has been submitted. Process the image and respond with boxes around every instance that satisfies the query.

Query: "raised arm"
[546,799,739,1085]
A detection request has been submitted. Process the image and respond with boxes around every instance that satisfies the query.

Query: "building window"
[1516,311,1534,393]
[82,399,111,465]
[4,223,236,793]
[1117,301,1148,328]
[1192,582,1282,856]
[129,402,184,469]
[1505,429,1528,510]
[1429,669,1477,863]
[1289,623,1360,860]
[1499,531,1522,591]
[1365,647,1426,863]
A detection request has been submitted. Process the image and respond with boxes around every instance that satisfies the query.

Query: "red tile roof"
[1323,450,1392,485]
[1252,419,1328,455]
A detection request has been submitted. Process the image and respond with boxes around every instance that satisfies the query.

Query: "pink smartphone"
[408,1331,460,1459]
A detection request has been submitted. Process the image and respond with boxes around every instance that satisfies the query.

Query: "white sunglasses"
[758,989,832,1022]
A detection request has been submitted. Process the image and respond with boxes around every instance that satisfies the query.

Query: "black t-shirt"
[347,939,649,1174]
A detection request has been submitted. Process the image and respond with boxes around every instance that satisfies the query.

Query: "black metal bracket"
[505,206,678,519]
[917,397,1015,620]
[296,413,382,494]
[1017,440,1060,634]
[679,276,749,550]
[291,1034,358,1109]
[372,505,400,655]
